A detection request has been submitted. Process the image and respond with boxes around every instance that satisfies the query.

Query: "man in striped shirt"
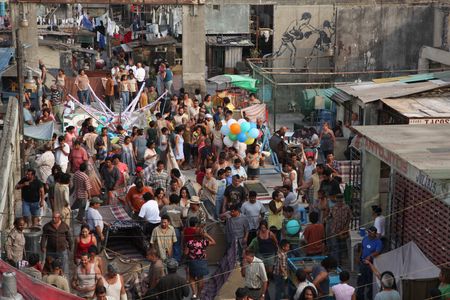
[73,162,92,222]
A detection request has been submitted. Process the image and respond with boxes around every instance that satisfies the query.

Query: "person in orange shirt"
[126,179,153,215]
[104,73,115,112]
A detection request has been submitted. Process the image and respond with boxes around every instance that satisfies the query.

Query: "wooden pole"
[16,27,26,176]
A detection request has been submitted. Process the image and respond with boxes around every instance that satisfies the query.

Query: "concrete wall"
[11,3,39,69]
[182,5,207,94]
[272,5,335,69]
[335,4,435,73]
[205,4,250,34]
[361,151,381,225]
[0,98,22,231]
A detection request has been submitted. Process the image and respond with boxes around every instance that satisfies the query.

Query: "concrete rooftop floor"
[354,124,450,180]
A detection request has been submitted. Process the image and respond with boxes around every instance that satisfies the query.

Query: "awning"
[208,74,258,92]
[382,97,450,124]
[338,80,450,104]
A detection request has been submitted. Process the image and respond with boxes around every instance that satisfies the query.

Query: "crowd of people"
[6,58,449,300]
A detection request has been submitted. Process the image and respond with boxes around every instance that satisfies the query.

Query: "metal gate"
[391,172,450,266]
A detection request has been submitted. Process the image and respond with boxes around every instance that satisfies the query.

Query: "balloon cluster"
[220,119,260,147]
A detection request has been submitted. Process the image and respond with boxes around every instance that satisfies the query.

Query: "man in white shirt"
[188,98,200,120]
[293,269,317,300]
[54,136,70,172]
[331,270,356,300]
[135,62,146,88]
[86,197,105,242]
[372,206,385,237]
[231,159,247,184]
[139,192,161,236]
[241,191,266,242]
[63,97,75,116]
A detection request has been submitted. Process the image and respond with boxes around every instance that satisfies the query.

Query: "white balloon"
[223,136,234,147]
[226,119,237,127]
[237,118,246,125]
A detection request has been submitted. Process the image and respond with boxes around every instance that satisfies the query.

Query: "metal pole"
[273,84,276,130]
[16,27,26,176]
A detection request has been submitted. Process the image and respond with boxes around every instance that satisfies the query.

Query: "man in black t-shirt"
[15,169,45,227]
[320,167,341,207]
[222,175,248,213]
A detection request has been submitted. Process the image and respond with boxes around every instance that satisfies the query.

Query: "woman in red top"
[74,225,97,264]
[69,140,88,172]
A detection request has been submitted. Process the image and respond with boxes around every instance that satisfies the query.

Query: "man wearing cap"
[154,258,189,300]
[43,259,70,292]
[356,226,382,300]
[86,197,105,243]
[186,196,207,226]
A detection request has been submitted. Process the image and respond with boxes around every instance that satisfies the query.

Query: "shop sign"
[364,138,409,174]
[409,118,450,124]
[414,170,437,194]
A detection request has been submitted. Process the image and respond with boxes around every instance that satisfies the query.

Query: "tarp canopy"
[0,259,82,299]
[208,74,258,92]
[24,121,54,140]
[373,241,440,298]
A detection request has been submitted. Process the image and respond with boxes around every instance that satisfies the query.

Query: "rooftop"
[381,97,450,119]
[336,71,450,103]
[354,124,450,180]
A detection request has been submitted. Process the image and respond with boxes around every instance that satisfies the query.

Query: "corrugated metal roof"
[0,48,14,74]
[354,124,450,180]
[381,97,450,118]
[321,87,352,104]
[336,80,450,103]
[400,73,435,83]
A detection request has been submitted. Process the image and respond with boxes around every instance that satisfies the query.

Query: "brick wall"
[391,172,450,266]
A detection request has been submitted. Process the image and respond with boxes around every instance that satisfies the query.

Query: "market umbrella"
[208,74,258,92]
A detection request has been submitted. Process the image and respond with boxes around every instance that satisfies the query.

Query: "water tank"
[23,228,42,259]
[0,272,24,300]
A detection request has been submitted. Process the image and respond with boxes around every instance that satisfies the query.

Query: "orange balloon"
[230,123,241,134]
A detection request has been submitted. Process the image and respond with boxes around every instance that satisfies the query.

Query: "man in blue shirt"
[163,64,174,95]
[357,226,382,300]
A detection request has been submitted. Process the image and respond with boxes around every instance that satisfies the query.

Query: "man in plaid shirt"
[72,162,91,222]
[273,239,290,300]
[145,160,168,190]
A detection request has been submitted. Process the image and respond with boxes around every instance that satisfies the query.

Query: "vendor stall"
[98,205,148,260]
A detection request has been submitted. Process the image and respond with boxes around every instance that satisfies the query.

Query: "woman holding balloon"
[246,144,262,180]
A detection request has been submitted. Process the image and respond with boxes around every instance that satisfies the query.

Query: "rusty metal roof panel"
[381,97,450,118]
